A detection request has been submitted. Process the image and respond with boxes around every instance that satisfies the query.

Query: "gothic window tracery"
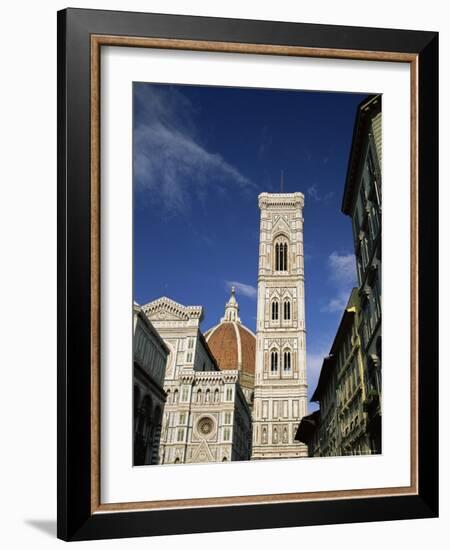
[283,350,291,371]
[271,300,279,320]
[270,350,279,372]
[283,299,291,320]
[274,236,289,271]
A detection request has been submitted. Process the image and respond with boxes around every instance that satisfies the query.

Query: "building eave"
[311,355,336,402]
[341,94,381,216]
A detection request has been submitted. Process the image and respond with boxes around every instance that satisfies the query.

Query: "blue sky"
[133,82,367,411]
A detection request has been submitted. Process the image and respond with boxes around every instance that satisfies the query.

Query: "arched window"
[274,238,289,271]
[173,389,179,404]
[196,388,202,403]
[283,350,291,371]
[205,388,210,402]
[283,299,291,320]
[214,388,220,402]
[270,350,278,372]
[271,300,279,321]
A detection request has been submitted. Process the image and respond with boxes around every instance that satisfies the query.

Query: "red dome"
[205,321,255,376]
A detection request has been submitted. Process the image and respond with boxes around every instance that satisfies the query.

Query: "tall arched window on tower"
[270,350,278,372]
[283,350,291,371]
[271,300,279,321]
[274,236,289,271]
[283,299,291,320]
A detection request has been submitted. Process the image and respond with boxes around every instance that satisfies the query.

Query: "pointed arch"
[270,349,279,372]
[283,349,292,371]
[274,234,289,272]
[283,298,291,320]
[271,299,279,321]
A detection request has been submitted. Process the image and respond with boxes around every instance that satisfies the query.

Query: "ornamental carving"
[198,417,213,435]
[196,416,215,439]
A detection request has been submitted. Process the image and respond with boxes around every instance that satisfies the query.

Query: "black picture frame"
[57,7,438,541]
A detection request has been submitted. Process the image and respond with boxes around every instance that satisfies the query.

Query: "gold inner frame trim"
[90,34,419,514]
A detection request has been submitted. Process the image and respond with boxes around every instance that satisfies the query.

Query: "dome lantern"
[221,286,241,324]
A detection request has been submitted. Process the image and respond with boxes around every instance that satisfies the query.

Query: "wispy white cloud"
[320,290,350,313]
[321,251,357,314]
[307,184,321,202]
[224,280,257,299]
[134,85,254,213]
[307,183,335,203]
[328,251,356,287]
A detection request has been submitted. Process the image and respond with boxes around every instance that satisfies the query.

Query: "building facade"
[141,296,252,464]
[342,94,382,453]
[252,192,308,459]
[133,303,169,465]
[295,289,372,457]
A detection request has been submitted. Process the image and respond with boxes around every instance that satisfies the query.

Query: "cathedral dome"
[204,287,256,379]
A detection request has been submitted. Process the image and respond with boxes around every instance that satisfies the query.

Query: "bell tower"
[251,192,308,459]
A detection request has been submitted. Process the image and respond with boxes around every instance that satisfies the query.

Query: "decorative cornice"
[258,192,304,210]
[142,296,203,321]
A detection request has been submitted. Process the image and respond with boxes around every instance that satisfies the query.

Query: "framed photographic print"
[57,8,438,541]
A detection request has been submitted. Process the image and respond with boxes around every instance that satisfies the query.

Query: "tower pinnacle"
[221,286,241,323]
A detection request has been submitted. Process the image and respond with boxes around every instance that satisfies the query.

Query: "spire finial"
[221,286,241,324]
[280,170,284,193]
